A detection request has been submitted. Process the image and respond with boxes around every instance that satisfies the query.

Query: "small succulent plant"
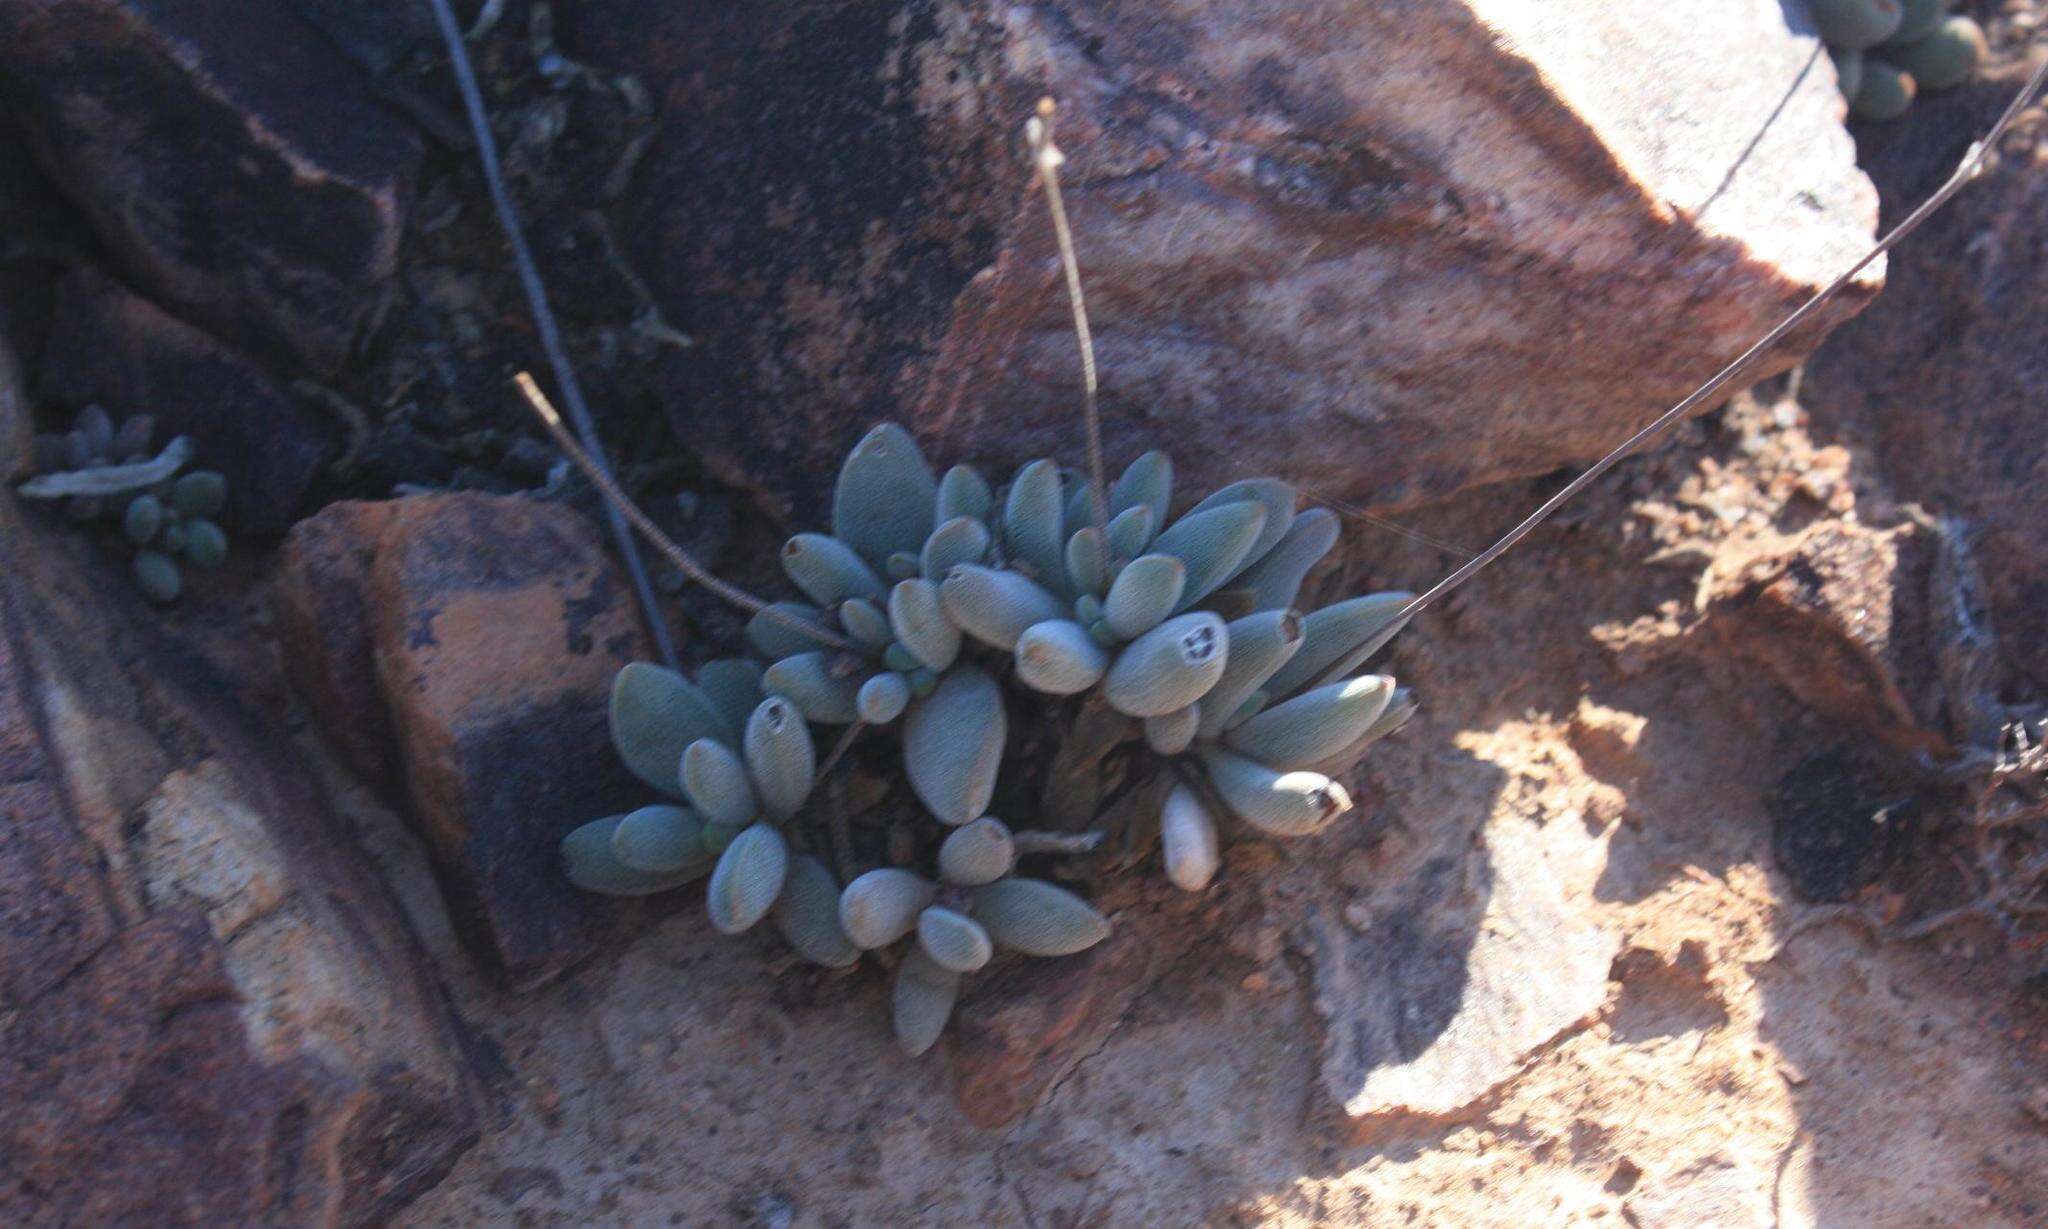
[564,423,1416,1054]
[19,405,232,603]
[1814,0,1985,121]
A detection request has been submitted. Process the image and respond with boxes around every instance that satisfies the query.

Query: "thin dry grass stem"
[514,374,859,651]
[1028,98,1109,532]
[1398,51,2048,623]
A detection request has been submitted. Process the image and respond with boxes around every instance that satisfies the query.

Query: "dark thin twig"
[426,0,680,669]
[516,376,859,650]
[1028,100,1109,532]
[1399,52,2048,623]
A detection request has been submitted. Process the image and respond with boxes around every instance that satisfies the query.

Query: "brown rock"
[0,0,421,373]
[275,493,653,990]
[950,925,1156,1129]
[1700,518,1944,755]
[1804,71,2048,693]
[274,500,402,785]
[40,268,341,534]
[567,0,1875,519]
[0,492,479,1225]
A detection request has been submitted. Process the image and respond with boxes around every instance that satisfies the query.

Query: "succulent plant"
[1852,57,1918,119]
[1815,0,1979,120]
[1876,15,1985,93]
[561,422,1421,1057]
[1812,0,1905,52]
[18,406,231,603]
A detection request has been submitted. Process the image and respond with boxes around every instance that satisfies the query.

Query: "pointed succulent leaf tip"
[1015,619,1112,695]
[918,905,994,973]
[1225,508,1341,613]
[1262,592,1413,699]
[781,533,886,607]
[775,855,859,968]
[888,578,962,671]
[1160,783,1221,891]
[857,671,912,724]
[838,867,937,948]
[745,697,816,820]
[937,463,994,524]
[611,804,708,873]
[611,663,733,796]
[831,423,938,566]
[1152,500,1268,612]
[971,878,1111,956]
[123,494,164,545]
[1105,504,1156,561]
[746,601,837,659]
[938,816,1015,886]
[697,659,767,736]
[706,822,790,934]
[1196,610,1305,737]
[1143,704,1200,755]
[762,651,864,724]
[1811,0,1905,49]
[921,514,992,580]
[1185,478,1297,572]
[681,738,758,828]
[1307,686,1418,776]
[1102,553,1187,641]
[1884,15,1984,92]
[1226,674,1396,770]
[1199,748,1352,837]
[1110,450,1173,529]
[563,814,711,895]
[1065,526,1109,597]
[893,947,960,1057]
[1103,611,1229,717]
[939,564,1066,650]
[903,666,1007,824]
[171,470,228,519]
[838,597,893,650]
[1003,459,1068,592]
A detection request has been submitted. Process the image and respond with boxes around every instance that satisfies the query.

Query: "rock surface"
[275,493,653,990]
[0,0,422,373]
[40,268,341,534]
[0,489,479,1225]
[569,0,1877,518]
[1804,68,2048,693]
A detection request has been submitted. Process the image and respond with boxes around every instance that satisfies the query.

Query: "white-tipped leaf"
[918,905,994,973]
[971,878,1111,956]
[938,816,1015,886]
[1225,675,1396,770]
[680,738,757,828]
[902,666,1007,824]
[610,663,733,796]
[838,867,938,948]
[1160,783,1221,891]
[939,564,1067,650]
[1102,553,1186,641]
[1014,619,1111,695]
[1199,748,1352,837]
[832,423,938,566]
[1103,611,1229,717]
[892,947,960,1057]
[744,697,816,820]
[775,854,859,968]
[706,822,789,934]
[1196,610,1305,737]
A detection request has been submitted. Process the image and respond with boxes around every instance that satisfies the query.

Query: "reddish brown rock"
[0,0,421,373]
[950,926,1156,1129]
[1700,518,1945,755]
[40,268,341,534]
[0,492,479,1226]
[1804,70,2048,693]
[275,493,653,990]
[568,0,1876,520]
